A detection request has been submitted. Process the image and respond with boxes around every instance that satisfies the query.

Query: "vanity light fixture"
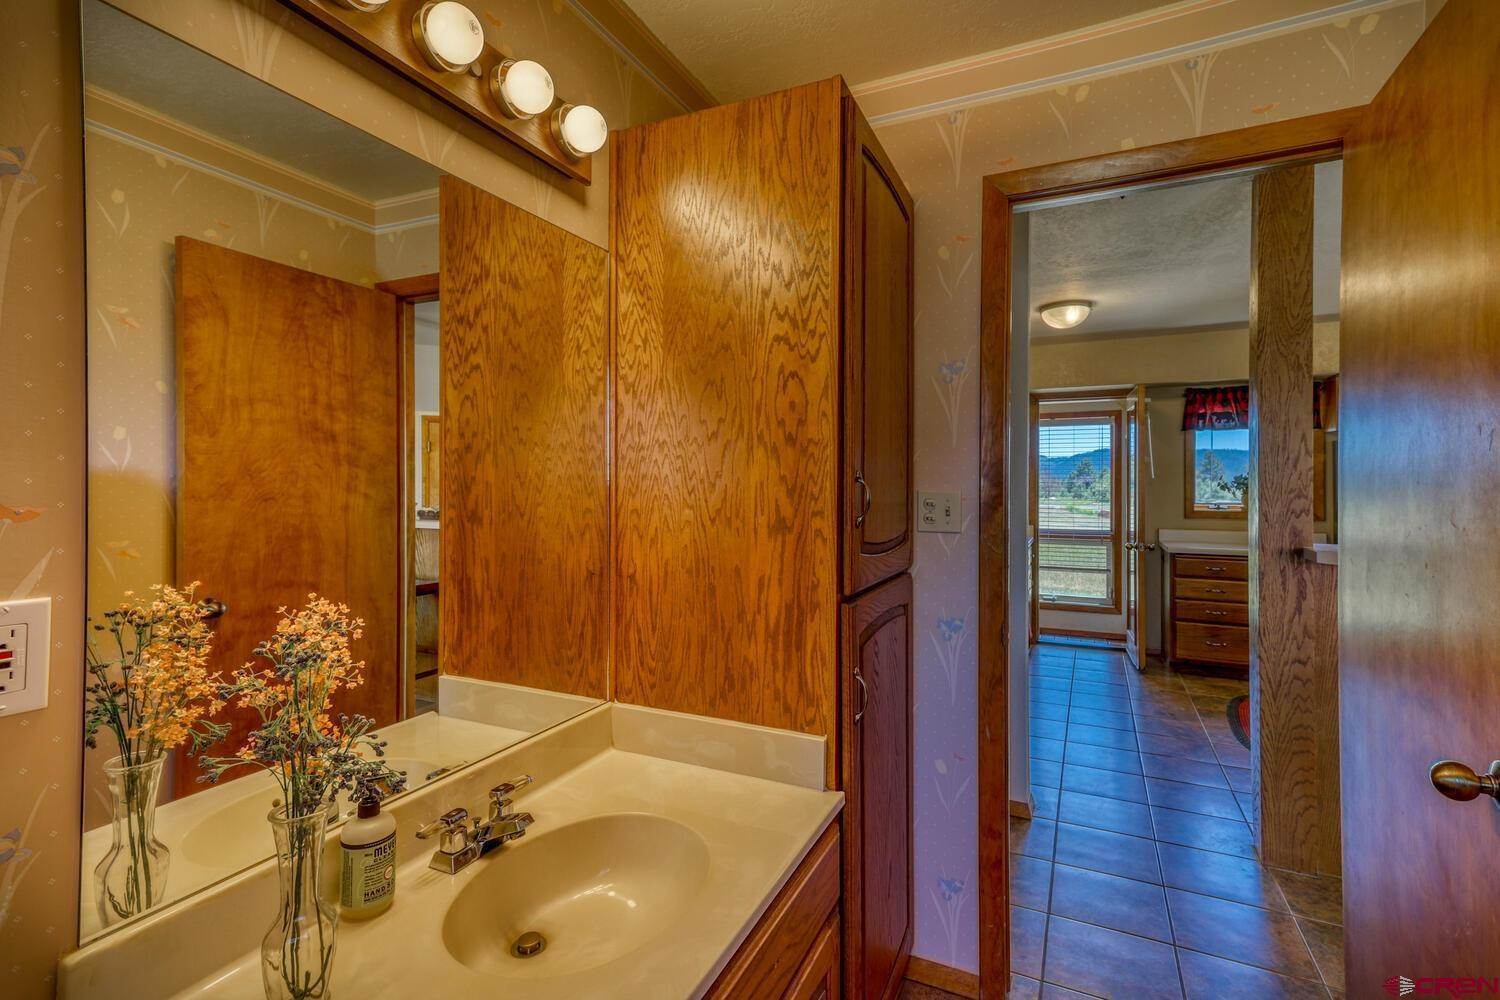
[412,1,485,74]
[491,59,555,119]
[551,104,608,159]
[1039,300,1093,330]
[330,0,388,11]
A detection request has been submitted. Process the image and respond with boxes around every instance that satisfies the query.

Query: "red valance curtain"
[1182,385,1249,430]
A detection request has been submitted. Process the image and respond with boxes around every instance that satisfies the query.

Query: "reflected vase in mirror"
[94,754,169,926]
[262,806,337,1000]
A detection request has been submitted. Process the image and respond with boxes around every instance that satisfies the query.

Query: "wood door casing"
[1340,0,1500,989]
[1125,386,1147,667]
[174,236,402,796]
[842,573,913,1000]
[843,104,915,597]
[439,176,609,698]
[612,78,843,766]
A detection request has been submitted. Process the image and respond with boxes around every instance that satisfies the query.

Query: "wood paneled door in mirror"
[174,236,403,797]
[844,111,915,597]
[438,176,609,698]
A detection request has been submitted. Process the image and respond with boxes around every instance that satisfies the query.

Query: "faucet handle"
[488,775,535,820]
[416,807,471,854]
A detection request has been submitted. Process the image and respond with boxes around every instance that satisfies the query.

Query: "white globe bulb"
[413,1,484,73]
[553,104,608,159]
[493,59,554,119]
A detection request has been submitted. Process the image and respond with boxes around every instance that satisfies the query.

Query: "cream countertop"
[78,675,600,942]
[61,703,842,1000]
[1157,528,1326,557]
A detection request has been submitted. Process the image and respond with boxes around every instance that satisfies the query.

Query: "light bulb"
[551,104,608,159]
[1039,300,1093,330]
[412,1,485,73]
[491,59,554,119]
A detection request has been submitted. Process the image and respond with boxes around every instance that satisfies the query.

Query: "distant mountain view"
[1038,447,1249,486]
[1193,447,1249,480]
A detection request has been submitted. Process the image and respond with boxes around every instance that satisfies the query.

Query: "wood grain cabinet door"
[843,105,914,597]
[841,572,913,1000]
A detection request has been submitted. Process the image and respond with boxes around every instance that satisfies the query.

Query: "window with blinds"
[1037,414,1118,608]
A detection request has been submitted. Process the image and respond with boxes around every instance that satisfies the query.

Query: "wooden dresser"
[1167,553,1249,667]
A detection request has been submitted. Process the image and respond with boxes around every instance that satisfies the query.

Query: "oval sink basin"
[442,813,710,978]
[179,783,282,867]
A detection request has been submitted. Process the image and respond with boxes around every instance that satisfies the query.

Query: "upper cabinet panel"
[844,110,915,596]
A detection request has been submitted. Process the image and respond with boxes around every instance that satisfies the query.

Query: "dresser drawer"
[1175,622,1249,665]
[1174,555,1248,580]
[1175,599,1249,626]
[1174,577,1248,603]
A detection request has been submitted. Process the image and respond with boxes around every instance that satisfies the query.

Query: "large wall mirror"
[79,0,607,943]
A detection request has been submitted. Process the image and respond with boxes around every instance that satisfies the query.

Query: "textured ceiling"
[82,0,438,202]
[619,0,1172,102]
[1028,161,1342,340]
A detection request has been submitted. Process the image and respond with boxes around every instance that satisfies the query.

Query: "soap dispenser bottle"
[340,797,396,919]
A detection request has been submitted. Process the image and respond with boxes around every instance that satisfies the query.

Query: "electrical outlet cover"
[917,491,961,533]
[0,596,50,717]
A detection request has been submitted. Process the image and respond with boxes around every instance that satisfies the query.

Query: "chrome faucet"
[416,775,535,874]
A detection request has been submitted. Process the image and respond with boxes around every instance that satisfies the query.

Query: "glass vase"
[262,805,338,1000]
[94,753,169,927]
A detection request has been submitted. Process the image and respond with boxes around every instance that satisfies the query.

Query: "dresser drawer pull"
[1206,587,1227,594]
[1206,640,1229,648]
[1204,610,1227,616]
[1205,565,1226,572]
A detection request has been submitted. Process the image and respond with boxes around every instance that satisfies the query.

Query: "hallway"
[908,643,1346,999]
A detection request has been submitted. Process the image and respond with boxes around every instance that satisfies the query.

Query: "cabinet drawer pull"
[853,670,869,723]
[1206,587,1227,594]
[1205,610,1227,617]
[1205,565,1225,572]
[1206,640,1229,648]
[854,473,872,528]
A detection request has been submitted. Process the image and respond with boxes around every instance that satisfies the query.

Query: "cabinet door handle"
[853,670,869,723]
[854,473,872,528]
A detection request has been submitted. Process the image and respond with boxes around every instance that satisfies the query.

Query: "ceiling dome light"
[412,1,485,73]
[1039,300,1093,330]
[551,104,608,159]
[491,59,555,119]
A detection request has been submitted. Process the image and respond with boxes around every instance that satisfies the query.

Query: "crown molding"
[565,0,718,111]
[853,0,1418,125]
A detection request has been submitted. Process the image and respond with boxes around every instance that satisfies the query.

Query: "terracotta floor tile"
[1065,743,1143,775]
[1132,714,1208,739]
[1132,701,1202,722]
[1059,790,1155,838]
[1033,718,1068,741]
[1054,822,1161,885]
[1031,757,1063,788]
[1032,737,1066,762]
[1177,947,1328,999]
[1296,916,1344,991]
[1012,854,1054,911]
[1040,985,1097,999]
[1050,864,1173,943]
[1034,688,1072,707]
[1062,763,1148,804]
[1032,784,1060,819]
[1074,679,1129,696]
[1144,777,1243,820]
[1043,915,1183,999]
[1033,666,1075,680]
[1067,706,1136,731]
[1223,765,1253,793]
[1151,807,1256,858]
[1033,701,1071,722]
[1011,816,1057,861]
[1011,904,1047,979]
[1137,732,1221,764]
[1273,870,1343,925]
[1213,741,1253,768]
[1167,889,1319,980]
[1067,723,1140,751]
[1070,692,1134,714]
[1140,753,1228,789]
[1156,842,1287,911]
[1009,974,1042,999]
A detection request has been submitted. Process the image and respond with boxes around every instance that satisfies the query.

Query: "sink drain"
[511,931,547,958]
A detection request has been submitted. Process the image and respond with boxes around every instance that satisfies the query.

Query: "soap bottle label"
[340,832,396,911]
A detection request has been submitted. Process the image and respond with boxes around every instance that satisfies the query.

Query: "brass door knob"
[1430,759,1500,803]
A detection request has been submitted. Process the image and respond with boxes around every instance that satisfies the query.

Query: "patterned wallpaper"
[0,1,680,995]
[868,3,1428,971]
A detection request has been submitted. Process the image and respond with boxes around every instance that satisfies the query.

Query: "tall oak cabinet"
[612,78,915,1000]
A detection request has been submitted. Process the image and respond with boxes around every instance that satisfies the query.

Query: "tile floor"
[903,642,1346,1000]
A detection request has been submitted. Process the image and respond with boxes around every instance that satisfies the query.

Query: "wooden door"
[841,573,912,1000]
[439,176,609,698]
[175,237,402,796]
[1123,386,1148,667]
[1339,1,1500,991]
[843,103,914,596]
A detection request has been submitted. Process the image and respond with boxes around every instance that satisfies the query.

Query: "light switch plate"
[0,596,50,717]
[917,491,961,533]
